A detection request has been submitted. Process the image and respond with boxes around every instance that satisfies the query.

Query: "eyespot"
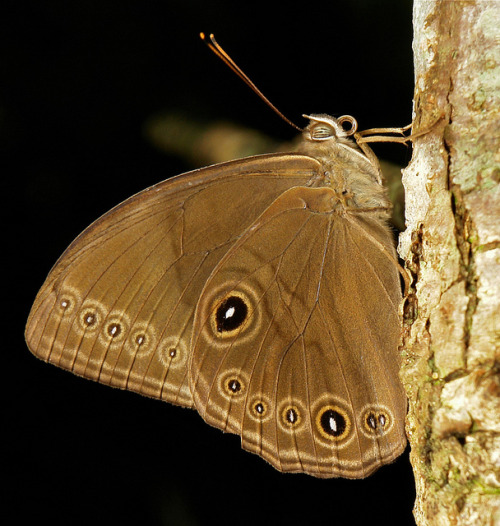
[215,295,248,333]
[79,309,100,331]
[101,314,128,342]
[55,287,79,316]
[59,296,75,313]
[281,405,302,429]
[132,331,149,349]
[227,378,242,394]
[107,322,122,338]
[254,402,265,415]
[360,406,393,437]
[158,337,187,369]
[248,397,272,422]
[219,371,246,399]
[160,346,179,366]
[199,280,263,348]
[77,300,104,332]
[315,405,351,442]
[128,324,155,352]
[83,311,97,327]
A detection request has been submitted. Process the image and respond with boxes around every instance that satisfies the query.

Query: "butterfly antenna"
[200,32,302,131]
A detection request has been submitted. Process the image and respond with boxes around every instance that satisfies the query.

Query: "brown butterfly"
[26,35,409,479]
[25,110,409,479]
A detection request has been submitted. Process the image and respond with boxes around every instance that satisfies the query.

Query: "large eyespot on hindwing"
[359,405,394,438]
[205,285,261,344]
[195,276,265,349]
[315,404,352,443]
[215,295,248,333]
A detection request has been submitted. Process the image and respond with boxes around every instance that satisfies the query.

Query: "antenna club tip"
[200,32,216,42]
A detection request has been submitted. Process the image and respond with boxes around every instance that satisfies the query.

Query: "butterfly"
[25,108,408,478]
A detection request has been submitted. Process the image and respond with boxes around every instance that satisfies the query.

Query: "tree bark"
[399,1,500,524]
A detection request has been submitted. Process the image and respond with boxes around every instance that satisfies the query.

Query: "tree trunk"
[399,1,500,524]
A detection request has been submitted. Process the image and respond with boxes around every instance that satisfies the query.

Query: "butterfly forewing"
[25,154,319,407]
[190,186,405,478]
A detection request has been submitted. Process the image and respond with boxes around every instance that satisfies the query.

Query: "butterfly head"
[302,114,358,144]
[299,114,391,212]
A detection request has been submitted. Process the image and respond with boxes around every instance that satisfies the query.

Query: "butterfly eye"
[316,405,351,441]
[310,123,335,140]
[215,295,249,333]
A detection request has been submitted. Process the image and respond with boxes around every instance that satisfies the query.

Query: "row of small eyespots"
[223,375,391,440]
[60,298,181,364]
[223,375,349,439]
[79,308,127,338]
[222,377,269,419]
[59,297,130,340]
[222,377,348,437]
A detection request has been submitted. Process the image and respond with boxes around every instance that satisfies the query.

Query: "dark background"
[7,1,416,525]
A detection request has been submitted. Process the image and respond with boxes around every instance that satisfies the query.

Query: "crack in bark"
[449,184,479,367]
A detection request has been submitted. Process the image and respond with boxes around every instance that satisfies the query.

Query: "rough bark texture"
[399,1,500,524]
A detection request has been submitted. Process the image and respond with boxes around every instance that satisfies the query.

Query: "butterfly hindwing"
[190,185,405,477]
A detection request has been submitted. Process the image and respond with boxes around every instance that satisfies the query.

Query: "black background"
[7,1,416,525]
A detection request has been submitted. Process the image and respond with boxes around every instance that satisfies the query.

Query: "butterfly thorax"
[298,114,392,218]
